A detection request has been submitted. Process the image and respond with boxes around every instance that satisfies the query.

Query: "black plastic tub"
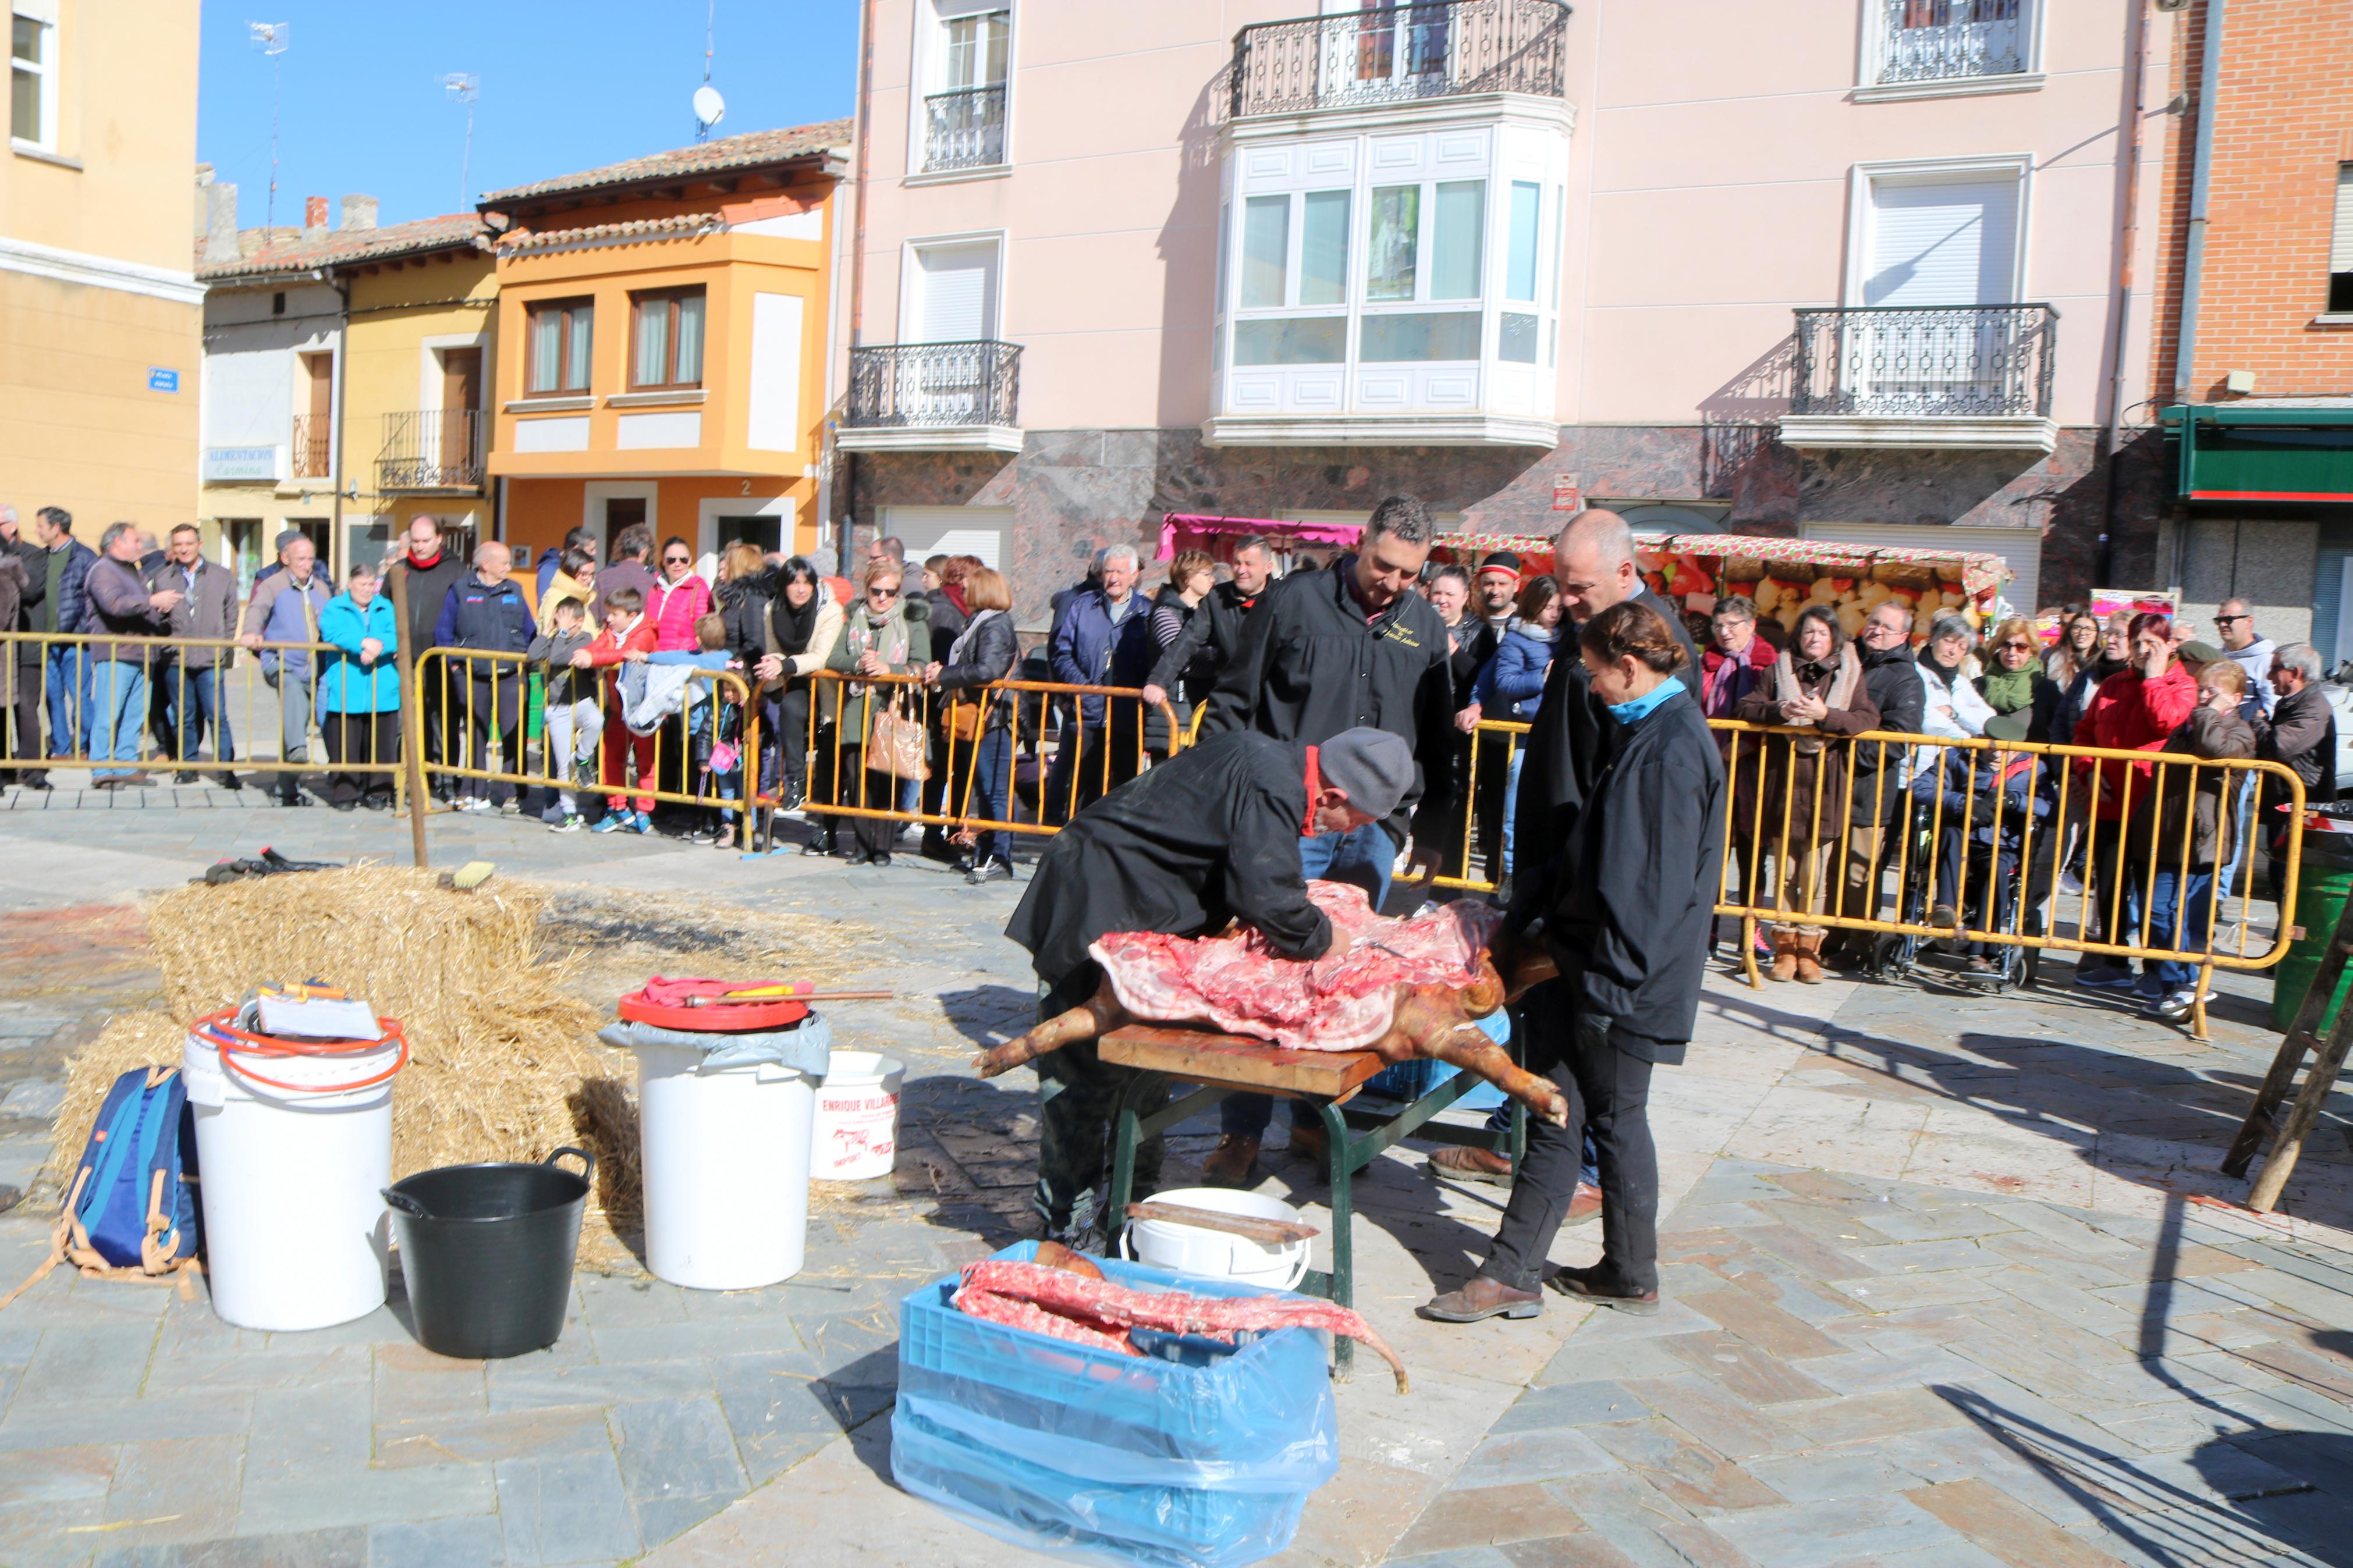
[385,1148,592,1359]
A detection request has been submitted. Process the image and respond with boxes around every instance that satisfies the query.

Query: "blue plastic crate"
[1362,1007,1510,1107]
[892,1241,1337,1567]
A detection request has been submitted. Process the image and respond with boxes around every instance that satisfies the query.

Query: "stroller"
[1873,743,2056,993]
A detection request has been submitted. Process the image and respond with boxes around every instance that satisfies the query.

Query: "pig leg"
[973,977,1131,1078]
[1485,929,1559,1004]
[1418,1023,1570,1127]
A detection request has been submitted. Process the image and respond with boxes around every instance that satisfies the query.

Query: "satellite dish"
[693,84,726,129]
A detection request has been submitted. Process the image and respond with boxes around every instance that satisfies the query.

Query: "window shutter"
[1864,179,2020,307]
[917,244,998,343]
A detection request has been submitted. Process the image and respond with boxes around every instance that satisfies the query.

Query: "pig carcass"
[974,882,1566,1125]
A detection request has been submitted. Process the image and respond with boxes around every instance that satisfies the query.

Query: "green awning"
[2162,404,2353,505]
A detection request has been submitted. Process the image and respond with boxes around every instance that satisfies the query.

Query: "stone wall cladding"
[846,423,2153,624]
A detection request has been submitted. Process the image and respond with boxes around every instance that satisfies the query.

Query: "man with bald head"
[1509,510,1703,888]
[434,539,537,811]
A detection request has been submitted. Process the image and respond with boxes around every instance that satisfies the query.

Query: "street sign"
[1550,474,1581,511]
[148,367,180,393]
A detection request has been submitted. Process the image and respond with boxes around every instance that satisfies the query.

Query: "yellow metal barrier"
[411,648,763,849]
[0,629,403,799]
[792,670,1184,846]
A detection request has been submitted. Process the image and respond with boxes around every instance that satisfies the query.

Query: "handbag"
[945,693,989,742]
[867,692,931,782]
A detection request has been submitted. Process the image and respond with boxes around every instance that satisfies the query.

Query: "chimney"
[303,195,329,240]
[338,194,378,232]
[203,181,240,264]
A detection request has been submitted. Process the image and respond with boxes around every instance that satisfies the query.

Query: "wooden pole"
[2221,873,2353,1180]
[388,565,430,870]
[2247,990,2353,1213]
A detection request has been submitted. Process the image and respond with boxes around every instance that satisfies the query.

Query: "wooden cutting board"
[1098,1023,1385,1100]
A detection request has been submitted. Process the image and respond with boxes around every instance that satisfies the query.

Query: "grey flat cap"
[1318,728,1415,821]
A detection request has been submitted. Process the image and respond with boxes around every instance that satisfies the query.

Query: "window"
[1505,182,1541,303]
[1430,180,1485,300]
[630,288,705,390]
[1301,190,1350,305]
[1241,195,1289,309]
[1877,0,2028,86]
[941,8,1008,90]
[526,298,593,394]
[10,9,49,147]
[2331,164,2353,315]
[1368,186,1418,301]
[922,5,1009,172]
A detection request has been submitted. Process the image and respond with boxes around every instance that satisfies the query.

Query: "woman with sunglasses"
[2042,606,2103,747]
[641,536,716,819]
[816,556,919,865]
[1976,617,2059,742]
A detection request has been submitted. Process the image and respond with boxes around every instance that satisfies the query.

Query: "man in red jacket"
[577,584,659,832]
[2072,612,2196,994]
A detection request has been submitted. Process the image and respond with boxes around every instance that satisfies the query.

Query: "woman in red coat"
[2071,611,2196,994]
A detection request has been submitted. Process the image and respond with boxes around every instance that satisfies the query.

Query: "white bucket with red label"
[809,1052,904,1181]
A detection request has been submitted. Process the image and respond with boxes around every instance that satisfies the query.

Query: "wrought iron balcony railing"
[1231,0,1570,119]
[843,341,1021,431]
[1790,305,2057,420]
[377,408,486,492]
[1877,0,2028,85]
[922,85,1007,173]
[289,414,332,480]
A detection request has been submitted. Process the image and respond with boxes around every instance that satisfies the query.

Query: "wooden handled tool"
[1123,1201,1320,1247]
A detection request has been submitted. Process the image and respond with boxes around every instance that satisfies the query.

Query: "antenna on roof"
[693,0,724,143]
[247,22,290,233]
[441,73,480,209]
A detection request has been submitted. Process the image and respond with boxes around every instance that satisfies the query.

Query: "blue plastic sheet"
[891,1242,1337,1568]
[595,1011,833,1074]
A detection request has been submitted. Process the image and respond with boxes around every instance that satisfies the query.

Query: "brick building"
[2146,0,2353,655]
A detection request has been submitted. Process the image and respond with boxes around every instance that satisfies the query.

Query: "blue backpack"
[1,1068,203,1309]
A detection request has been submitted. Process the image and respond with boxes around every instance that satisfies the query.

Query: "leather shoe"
[1201,1133,1259,1189]
[1418,1275,1542,1323]
[1567,1179,1603,1226]
[1428,1146,1516,1186]
[1286,1121,1328,1166]
[1548,1263,1659,1314]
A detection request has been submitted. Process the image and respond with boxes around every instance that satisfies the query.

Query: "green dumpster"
[2270,830,2353,1032]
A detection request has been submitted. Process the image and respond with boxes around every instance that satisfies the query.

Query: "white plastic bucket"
[182,1023,403,1331]
[1119,1186,1312,1290]
[810,1052,905,1182]
[633,1041,815,1290]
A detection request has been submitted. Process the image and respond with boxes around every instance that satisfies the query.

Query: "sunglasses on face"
[2215,614,2248,625]
[1999,641,2033,653]
[867,587,899,600]
[663,554,690,566]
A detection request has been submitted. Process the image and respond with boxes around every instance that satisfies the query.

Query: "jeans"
[545,698,599,815]
[2134,866,2216,991]
[43,644,91,756]
[88,660,148,781]
[1222,822,1401,1141]
[1500,748,1525,877]
[1480,984,1660,1295]
[962,726,1014,865]
[164,664,235,768]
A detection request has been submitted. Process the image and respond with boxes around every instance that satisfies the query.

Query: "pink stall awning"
[1158,513,1365,560]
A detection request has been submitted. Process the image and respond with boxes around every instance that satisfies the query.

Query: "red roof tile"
[197,212,488,282]
[479,119,852,207]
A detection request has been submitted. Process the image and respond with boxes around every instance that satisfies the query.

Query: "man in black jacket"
[1197,495,1458,1184]
[1003,727,1413,1245]
[0,506,45,788]
[1139,534,1279,713]
[2258,642,2338,908]
[1825,602,1927,965]
[386,517,464,794]
[432,541,536,811]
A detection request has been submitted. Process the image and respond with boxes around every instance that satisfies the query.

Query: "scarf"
[945,582,969,618]
[947,606,1002,666]
[772,586,819,657]
[1981,664,2038,715]
[1607,680,1678,725]
[1770,641,1862,755]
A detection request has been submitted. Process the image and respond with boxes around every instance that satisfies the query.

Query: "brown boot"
[1768,929,1798,983]
[1793,932,1825,985]
[1418,1274,1543,1323]
[1286,1120,1328,1166]
[1201,1133,1260,1189]
[1428,1146,1516,1186]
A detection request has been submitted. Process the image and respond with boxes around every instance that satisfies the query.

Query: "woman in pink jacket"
[647,535,715,653]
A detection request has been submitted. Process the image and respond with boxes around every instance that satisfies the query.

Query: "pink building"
[832,0,2172,620]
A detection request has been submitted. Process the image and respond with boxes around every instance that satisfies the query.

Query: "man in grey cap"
[1002,726,1410,1248]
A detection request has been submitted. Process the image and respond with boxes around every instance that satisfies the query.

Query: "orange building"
[482,122,853,568]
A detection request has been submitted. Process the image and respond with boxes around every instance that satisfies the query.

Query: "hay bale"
[44,1011,189,1189]
[53,868,645,1265]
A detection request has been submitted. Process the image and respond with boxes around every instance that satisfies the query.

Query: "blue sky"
[197,2,858,232]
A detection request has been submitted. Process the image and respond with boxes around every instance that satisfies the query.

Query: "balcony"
[377,408,487,493]
[1230,0,1569,120]
[921,85,1006,174]
[290,414,331,480]
[1778,304,2060,453]
[1864,0,2038,100]
[835,341,1023,453]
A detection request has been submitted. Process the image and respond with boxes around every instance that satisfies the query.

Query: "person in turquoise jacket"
[315,562,402,810]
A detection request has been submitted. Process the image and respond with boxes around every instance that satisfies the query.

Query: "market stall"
[1158,513,1361,567]
[1435,529,2012,641]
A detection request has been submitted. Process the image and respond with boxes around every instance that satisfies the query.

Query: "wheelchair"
[1866,754,2054,995]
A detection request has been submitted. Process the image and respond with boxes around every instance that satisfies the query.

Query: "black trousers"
[1479,980,1661,1295]
[4,657,43,783]
[320,711,399,805]
[1031,963,1166,1238]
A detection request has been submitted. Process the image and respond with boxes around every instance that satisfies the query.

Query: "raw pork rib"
[1089,881,1500,1051]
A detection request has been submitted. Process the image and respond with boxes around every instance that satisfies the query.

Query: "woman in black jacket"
[924,565,1020,883]
[1423,599,1726,1325]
